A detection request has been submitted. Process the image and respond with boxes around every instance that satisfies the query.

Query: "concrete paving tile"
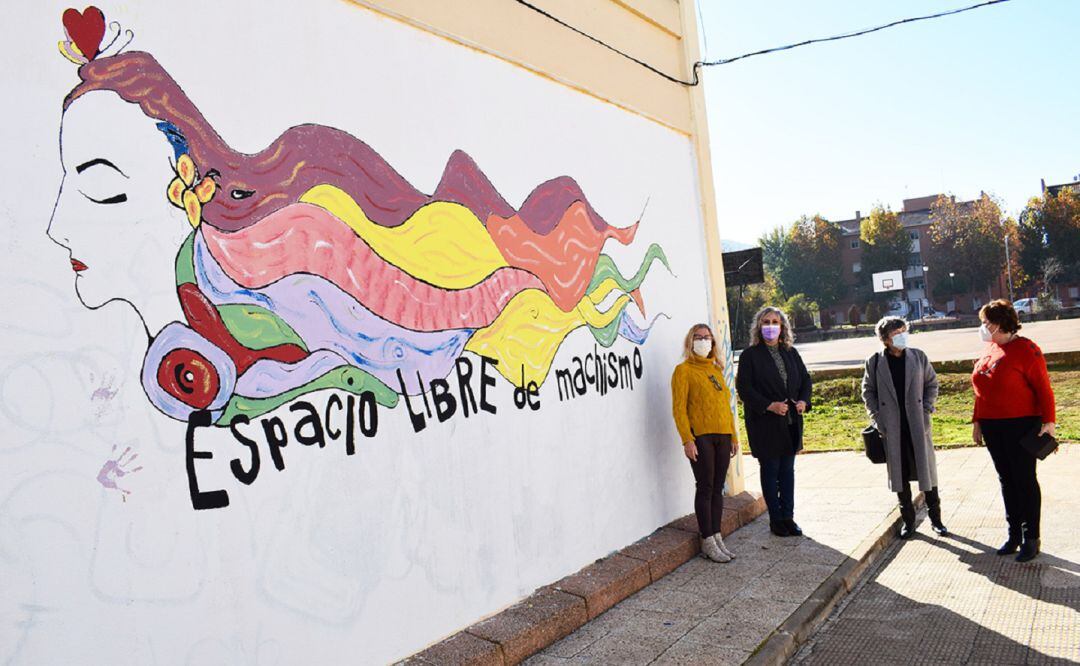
[652,639,749,666]
[676,613,776,652]
[732,563,833,603]
[619,585,726,618]
[716,595,802,629]
[535,605,636,659]
[557,628,671,665]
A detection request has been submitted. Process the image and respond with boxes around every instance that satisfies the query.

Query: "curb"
[743,492,927,665]
[402,491,766,665]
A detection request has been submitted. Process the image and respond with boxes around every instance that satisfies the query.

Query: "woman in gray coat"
[861,316,947,538]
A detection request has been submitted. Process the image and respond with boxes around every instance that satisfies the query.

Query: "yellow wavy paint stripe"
[466,285,630,387]
[299,184,508,288]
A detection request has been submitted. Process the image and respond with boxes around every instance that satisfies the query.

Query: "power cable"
[511,0,1015,86]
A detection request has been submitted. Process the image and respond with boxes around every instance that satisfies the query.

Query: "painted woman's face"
[48,91,190,319]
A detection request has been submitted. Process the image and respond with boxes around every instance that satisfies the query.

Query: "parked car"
[1013,298,1037,315]
[1013,297,1062,315]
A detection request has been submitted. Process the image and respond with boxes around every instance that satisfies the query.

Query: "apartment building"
[826,194,1010,325]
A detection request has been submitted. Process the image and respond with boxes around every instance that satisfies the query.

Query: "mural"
[48,6,670,434]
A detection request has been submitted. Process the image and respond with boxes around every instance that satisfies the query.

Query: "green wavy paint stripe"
[175,232,196,286]
[586,243,670,294]
[218,303,308,352]
[586,301,630,348]
[215,366,399,425]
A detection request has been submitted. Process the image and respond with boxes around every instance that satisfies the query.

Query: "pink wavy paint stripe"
[200,203,545,332]
[488,201,638,311]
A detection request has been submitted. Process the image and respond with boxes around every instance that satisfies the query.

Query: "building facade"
[827,194,1009,324]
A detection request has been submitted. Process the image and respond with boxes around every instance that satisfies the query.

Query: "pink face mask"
[762,324,781,341]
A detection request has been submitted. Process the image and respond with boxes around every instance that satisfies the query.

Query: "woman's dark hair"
[875,316,907,342]
[979,299,1022,334]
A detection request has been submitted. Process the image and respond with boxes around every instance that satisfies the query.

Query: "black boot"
[784,519,803,536]
[1016,524,1040,562]
[997,527,1022,555]
[770,520,791,537]
[897,488,916,539]
[926,488,948,535]
[1016,538,1040,562]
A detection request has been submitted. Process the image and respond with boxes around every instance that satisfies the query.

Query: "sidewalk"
[524,450,910,665]
[792,445,1079,665]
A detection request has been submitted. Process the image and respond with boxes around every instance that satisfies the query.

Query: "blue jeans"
[759,454,796,521]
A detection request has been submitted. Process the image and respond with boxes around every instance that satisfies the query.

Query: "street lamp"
[1004,233,1015,303]
[921,266,929,317]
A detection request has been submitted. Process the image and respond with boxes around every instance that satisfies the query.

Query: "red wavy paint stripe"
[488,201,638,311]
[199,204,545,332]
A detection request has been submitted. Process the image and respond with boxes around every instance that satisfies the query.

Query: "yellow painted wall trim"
[340,0,692,135]
[677,1,745,494]
[609,0,682,39]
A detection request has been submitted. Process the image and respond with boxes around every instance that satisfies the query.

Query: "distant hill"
[722,239,755,252]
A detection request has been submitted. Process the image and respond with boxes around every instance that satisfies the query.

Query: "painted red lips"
[71,258,88,272]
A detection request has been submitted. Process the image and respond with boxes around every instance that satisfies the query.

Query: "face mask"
[891,332,908,349]
[761,324,781,342]
[979,324,994,342]
[692,339,713,357]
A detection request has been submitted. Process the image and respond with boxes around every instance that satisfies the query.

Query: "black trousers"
[981,416,1042,540]
[689,434,732,538]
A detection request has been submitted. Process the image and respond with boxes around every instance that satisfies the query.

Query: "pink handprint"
[96,445,143,497]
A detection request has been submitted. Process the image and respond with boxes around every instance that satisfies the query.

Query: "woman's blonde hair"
[682,323,724,369]
[749,306,795,349]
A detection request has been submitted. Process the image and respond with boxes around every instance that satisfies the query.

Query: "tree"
[1019,186,1080,286]
[783,293,819,330]
[928,193,1007,302]
[1017,206,1047,289]
[864,301,883,325]
[858,205,912,302]
[778,215,845,308]
[725,274,782,348]
[847,304,861,326]
[759,225,789,280]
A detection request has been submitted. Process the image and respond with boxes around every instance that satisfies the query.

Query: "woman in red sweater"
[971,299,1056,563]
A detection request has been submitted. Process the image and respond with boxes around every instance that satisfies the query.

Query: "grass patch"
[737,365,1079,453]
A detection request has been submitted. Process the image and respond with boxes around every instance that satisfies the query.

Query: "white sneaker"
[701,536,731,563]
[712,533,735,559]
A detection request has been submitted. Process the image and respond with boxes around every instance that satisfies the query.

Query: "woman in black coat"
[736,306,813,536]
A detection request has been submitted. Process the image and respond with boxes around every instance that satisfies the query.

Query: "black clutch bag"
[862,425,887,464]
[1020,428,1058,460]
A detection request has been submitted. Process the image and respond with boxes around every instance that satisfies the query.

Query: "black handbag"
[863,426,887,464]
[863,354,887,464]
[1019,427,1058,460]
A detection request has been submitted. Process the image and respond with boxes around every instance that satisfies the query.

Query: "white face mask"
[891,332,908,349]
[692,339,713,357]
[979,324,994,342]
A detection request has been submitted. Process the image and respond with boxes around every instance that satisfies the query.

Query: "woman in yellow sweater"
[671,323,739,563]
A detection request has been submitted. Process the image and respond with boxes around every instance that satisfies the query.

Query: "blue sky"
[698,0,1080,245]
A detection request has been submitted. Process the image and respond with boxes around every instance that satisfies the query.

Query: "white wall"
[0,1,714,663]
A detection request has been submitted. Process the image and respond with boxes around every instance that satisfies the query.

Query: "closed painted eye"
[79,190,128,204]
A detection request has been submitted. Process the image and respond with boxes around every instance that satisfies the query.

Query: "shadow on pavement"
[793,530,1078,665]
[925,532,1080,615]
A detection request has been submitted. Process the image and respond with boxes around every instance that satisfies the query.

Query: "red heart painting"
[62,6,106,61]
